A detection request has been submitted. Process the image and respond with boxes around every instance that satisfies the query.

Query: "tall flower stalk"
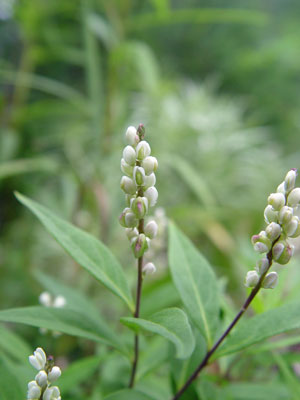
[172,169,300,399]
[119,124,158,387]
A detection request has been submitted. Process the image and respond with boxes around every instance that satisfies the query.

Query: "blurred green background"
[1,0,300,398]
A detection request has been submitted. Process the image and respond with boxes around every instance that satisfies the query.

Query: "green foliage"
[16,192,134,312]
[168,222,219,347]
[121,308,195,359]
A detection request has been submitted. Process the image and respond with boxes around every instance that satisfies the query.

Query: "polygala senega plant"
[10,125,300,399]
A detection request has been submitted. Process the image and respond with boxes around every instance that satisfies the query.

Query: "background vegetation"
[1,0,300,399]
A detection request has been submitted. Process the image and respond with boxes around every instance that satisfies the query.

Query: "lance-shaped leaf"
[15,193,134,312]
[168,223,219,348]
[104,389,156,400]
[214,300,300,359]
[0,306,124,353]
[121,308,195,359]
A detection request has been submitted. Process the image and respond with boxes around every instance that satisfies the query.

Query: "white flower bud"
[142,156,158,175]
[120,176,137,195]
[121,158,134,176]
[251,231,272,253]
[245,270,259,288]
[131,234,148,258]
[255,257,269,275]
[284,169,297,193]
[131,197,148,219]
[265,222,281,241]
[39,292,52,307]
[53,296,66,308]
[278,206,294,225]
[276,182,286,195]
[268,192,285,211]
[43,386,61,400]
[133,166,146,186]
[136,140,151,160]
[144,173,156,189]
[272,241,294,264]
[35,370,48,388]
[262,272,278,289]
[48,366,61,383]
[143,262,156,275]
[125,126,139,146]
[144,220,158,239]
[264,205,278,224]
[29,347,47,370]
[125,227,139,240]
[144,186,158,207]
[125,211,138,228]
[123,145,136,166]
[27,381,41,399]
[287,188,300,207]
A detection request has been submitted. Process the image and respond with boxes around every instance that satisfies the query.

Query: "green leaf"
[0,306,124,352]
[168,223,219,347]
[34,270,102,322]
[0,357,23,400]
[215,300,300,359]
[121,308,195,359]
[222,382,290,400]
[0,324,31,362]
[59,355,102,393]
[104,389,155,400]
[15,193,134,312]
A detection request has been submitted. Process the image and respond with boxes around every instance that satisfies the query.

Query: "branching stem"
[171,242,277,400]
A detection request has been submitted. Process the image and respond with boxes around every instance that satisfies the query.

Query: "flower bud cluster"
[246,169,299,290]
[39,292,66,337]
[28,347,61,400]
[120,125,158,271]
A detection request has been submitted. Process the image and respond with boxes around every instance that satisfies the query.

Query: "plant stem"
[171,245,276,400]
[129,218,144,388]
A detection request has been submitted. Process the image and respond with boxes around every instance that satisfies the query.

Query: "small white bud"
[125,211,138,228]
[143,262,156,275]
[29,347,47,370]
[48,366,62,383]
[262,272,278,289]
[287,188,300,207]
[53,296,66,308]
[144,220,158,239]
[251,231,272,253]
[131,196,149,219]
[136,140,151,160]
[245,270,259,288]
[278,206,294,225]
[255,257,270,274]
[144,186,158,207]
[131,234,148,258]
[268,192,285,211]
[120,176,137,195]
[133,166,146,186]
[142,156,158,175]
[272,241,294,264]
[144,173,156,189]
[121,158,134,176]
[123,145,136,166]
[125,227,139,240]
[43,386,61,400]
[264,205,278,224]
[39,292,52,307]
[284,169,297,193]
[27,381,41,399]
[265,222,281,241]
[125,126,139,146]
[276,182,286,195]
[35,370,48,388]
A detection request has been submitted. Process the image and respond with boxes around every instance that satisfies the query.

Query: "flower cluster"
[27,347,61,400]
[246,169,300,289]
[119,125,158,274]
